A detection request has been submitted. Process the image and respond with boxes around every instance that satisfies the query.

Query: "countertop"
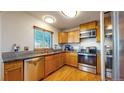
[2,50,65,63]
[2,50,100,62]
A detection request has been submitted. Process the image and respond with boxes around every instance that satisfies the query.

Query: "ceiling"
[27,11,100,30]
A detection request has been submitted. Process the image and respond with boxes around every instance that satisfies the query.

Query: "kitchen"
[0,11,117,81]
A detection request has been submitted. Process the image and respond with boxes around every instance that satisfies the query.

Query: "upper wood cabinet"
[104,16,112,27]
[58,30,79,44]
[4,60,24,81]
[80,21,97,31]
[96,25,100,42]
[68,30,80,43]
[58,32,68,44]
[96,16,112,42]
[68,31,74,43]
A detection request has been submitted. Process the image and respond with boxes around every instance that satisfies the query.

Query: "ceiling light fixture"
[43,15,56,24]
[61,11,78,18]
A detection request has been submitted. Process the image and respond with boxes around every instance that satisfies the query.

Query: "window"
[34,27,52,48]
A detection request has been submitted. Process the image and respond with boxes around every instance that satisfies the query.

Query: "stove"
[78,47,97,74]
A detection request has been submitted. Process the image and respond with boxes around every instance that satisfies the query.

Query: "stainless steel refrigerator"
[112,11,124,80]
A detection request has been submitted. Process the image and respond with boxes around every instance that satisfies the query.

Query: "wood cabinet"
[58,30,79,44]
[65,53,70,65]
[96,17,112,42]
[61,52,65,65]
[68,31,73,43]
[96,25,100,42]
[104,16,112,27]
[55,53,62,69]
[80,21,97,31]
[45,55,55,76]
[65,52,78,67]
[68,30,80,43]
[58,32,68,44]
[97,53,101,74]
[4,60,23,81]
[45,53,65,77]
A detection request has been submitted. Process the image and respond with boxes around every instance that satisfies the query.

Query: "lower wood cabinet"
[97,53,101,74]
[65,52,78,67]
[60,53,65,66]
[45,55,55,77]
[45,53,65,77]
[4,60,24,81]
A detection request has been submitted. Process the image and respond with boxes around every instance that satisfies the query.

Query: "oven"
[78,54,96,66]
[78,53,97,74]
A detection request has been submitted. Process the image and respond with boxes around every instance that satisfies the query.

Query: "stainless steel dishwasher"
[24,57,45,81]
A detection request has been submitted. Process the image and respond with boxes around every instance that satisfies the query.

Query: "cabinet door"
[65,53,78,67]
[57,54,61,68]
[59,53,64,67]
[97,54,101,74]
[68,32,74,43]
[61,53,65,66]
[54,53,63,69]
[68,31,79,43]
[45,56,55,76]
[73,30,80,43]
[4,61,23,81]
[58,32,68,43]
[58,32,63,43]
[63,32,68,43]
[80,21,97,30]
[96,25,100,42]
[53,54,59,70]
[87,21,97,29]
[69,53,78,67]
[104,17,112,27]
[80,24,87,31]
[65,53,70,65]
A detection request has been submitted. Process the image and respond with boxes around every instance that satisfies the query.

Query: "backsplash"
[80,38,100,50]
[61,38,100,51]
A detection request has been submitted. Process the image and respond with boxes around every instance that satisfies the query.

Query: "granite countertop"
[2,50,65,62]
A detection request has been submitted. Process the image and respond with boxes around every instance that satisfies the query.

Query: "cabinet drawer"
[4,61,23,70]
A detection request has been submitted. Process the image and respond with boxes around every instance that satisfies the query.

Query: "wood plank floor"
[44,65,101,81]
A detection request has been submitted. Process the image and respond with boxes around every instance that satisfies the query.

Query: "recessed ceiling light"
[61,11,78,18]
[43,15,56,24]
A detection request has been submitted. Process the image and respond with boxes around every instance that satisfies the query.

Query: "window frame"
[33,26,53,50]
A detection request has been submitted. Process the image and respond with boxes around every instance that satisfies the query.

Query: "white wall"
[80,38,100,50]
[1,12,60,52]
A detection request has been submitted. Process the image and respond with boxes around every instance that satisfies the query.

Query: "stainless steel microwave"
[80,29,96,39]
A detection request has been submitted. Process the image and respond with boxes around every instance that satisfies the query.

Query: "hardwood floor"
[44,65,101,81]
